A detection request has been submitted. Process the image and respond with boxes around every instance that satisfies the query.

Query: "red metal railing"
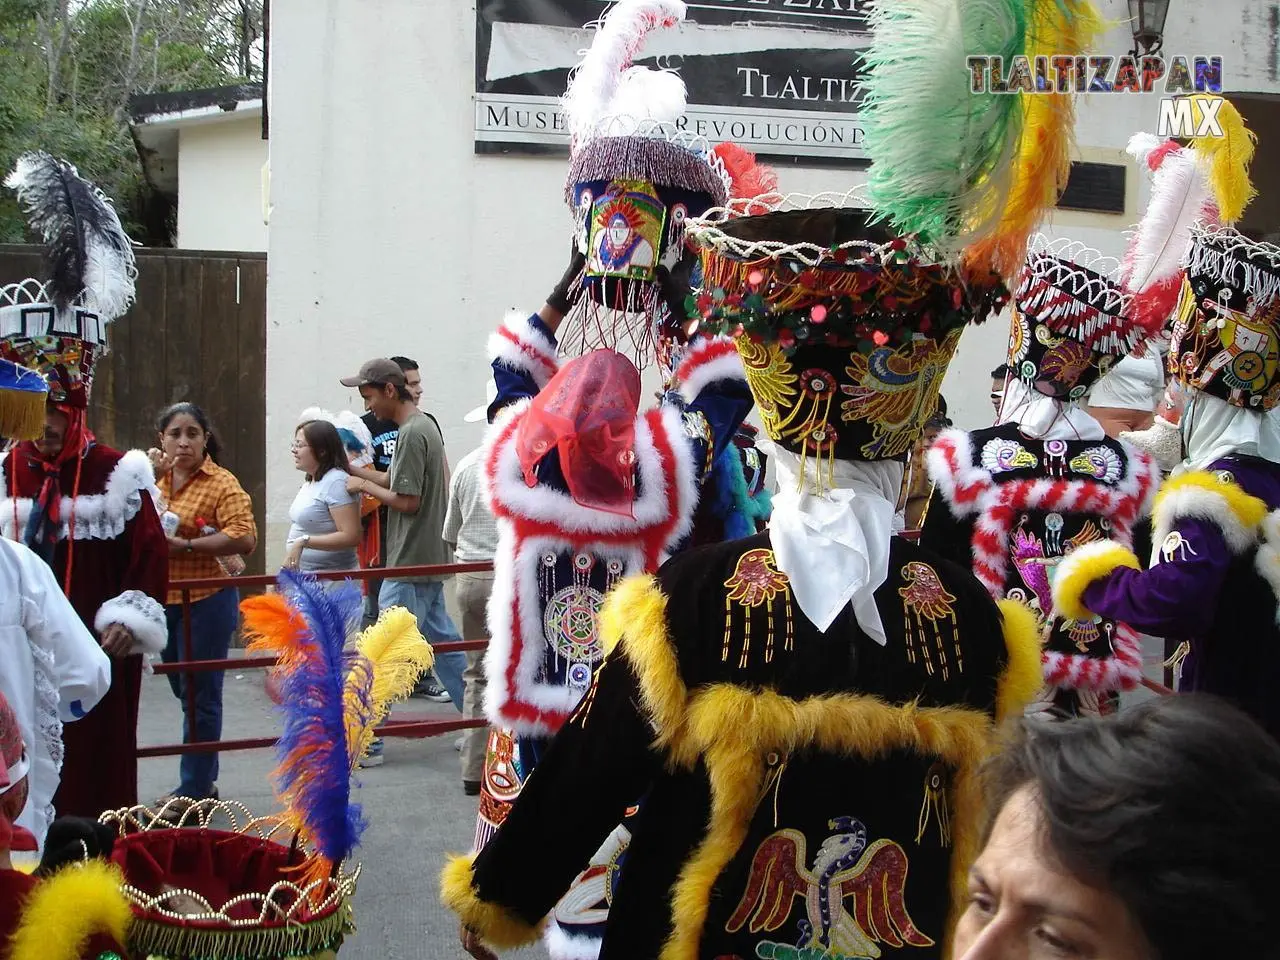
[141,561,494,759]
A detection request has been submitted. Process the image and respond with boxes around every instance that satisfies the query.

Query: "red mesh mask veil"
[515,349,642,518]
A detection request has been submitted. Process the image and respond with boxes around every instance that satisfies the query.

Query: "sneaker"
[413,677,452,703]
[358,738,385,768]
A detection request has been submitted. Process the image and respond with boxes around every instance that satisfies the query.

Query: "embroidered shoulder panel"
[0,449,160,543]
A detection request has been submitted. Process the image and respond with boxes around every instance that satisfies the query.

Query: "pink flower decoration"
[810,305,828,324]
[748,270,765,286]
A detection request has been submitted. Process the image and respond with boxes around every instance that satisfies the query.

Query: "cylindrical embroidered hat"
[1005,237,1139,402]
[1169,222,1280,411]
[687,194,1008,483]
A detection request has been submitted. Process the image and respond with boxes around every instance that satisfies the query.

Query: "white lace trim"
[29,642,62,831]
[0,449,159,542]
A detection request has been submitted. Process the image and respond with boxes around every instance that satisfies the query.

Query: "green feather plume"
[860,0,1027,254]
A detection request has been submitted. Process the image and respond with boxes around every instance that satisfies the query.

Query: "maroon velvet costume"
[2,444,168,817]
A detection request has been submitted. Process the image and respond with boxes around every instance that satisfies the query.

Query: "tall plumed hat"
[557,0,742,367]
[1005,237,1146,402]
[1168,223,1280,411]
[0,152,137,408]
[688,194,1009,484]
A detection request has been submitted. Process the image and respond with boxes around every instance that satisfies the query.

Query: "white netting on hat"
[683,189,945,266]
[1187,221,1280,308]
[1023,234,1130,317]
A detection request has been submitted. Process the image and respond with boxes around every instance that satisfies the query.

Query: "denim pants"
[162,588,239,798]
[378,579,466,710]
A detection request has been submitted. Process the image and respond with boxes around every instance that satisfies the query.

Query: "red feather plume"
[712,143,778,203]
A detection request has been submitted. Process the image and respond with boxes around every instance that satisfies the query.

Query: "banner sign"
[474,0,870,163]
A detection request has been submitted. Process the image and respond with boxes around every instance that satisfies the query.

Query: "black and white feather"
[4,151,137,319]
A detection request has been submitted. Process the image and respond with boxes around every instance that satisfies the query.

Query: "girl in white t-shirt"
[284,420,361,573]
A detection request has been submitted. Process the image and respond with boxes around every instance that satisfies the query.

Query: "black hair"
[990,363,1010,381]
[983,695,1280,960]
[365,379,413,403]
[391,356,419,372]
[156,402,222,463]
[295,419,351,481]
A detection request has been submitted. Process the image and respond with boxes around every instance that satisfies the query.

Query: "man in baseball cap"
[339,358,407,390]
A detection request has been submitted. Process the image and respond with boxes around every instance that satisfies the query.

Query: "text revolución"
[968,55,1222,94]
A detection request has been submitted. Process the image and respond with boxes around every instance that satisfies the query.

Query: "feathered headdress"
[858,0,1028,257]
[1119,96,1257,331]
[298,406,376,468]
[962,0,1109,279]
[241,573,431,893]
[1,152,138,406]
[5,151,137,317]
[561,0,687,147]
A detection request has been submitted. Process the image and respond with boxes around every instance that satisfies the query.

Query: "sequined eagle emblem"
[723,548,793,668]
[727,817,934,957]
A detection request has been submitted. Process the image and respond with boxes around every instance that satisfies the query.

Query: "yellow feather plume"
[1189,94,1257,224]
[963,0,1109,279]
[9,860,133,960]
[343,606,434,768]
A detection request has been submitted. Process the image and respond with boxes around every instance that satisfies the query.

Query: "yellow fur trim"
[440,853,543,949]
[604,575,690,745]
[1051,540,1141,622]
[660,686,993,960]
[995,599,1044,724]
[9,860,132,960]
[1154,469,1269,549]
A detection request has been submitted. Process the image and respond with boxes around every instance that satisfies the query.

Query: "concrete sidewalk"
[136,655,542,960]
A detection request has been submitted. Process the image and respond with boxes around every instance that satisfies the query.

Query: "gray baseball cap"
[340,358,406,388]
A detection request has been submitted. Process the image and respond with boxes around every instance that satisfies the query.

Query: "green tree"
[0,0,262,245]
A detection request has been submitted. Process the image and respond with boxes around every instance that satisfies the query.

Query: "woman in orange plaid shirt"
[149,403,256,809]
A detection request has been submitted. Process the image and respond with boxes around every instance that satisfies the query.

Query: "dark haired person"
[990,363,1010,417]
[342,360,466,714]
[0,401,167,825]
[955,694,1280,960]
[284,419,360,573]
[152,402,257,808]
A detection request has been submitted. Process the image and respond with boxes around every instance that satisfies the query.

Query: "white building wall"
[265,0,1279,562]
[177,116,269,252]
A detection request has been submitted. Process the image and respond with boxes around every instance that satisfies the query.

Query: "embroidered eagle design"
[726,819,934,958]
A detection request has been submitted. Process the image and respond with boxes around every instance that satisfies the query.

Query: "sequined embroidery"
[840,330,961,461]
[980,436,1039,473]
[723,548,793,668]
[898,561,962,679]
[1069,445,1123,483]
[726,819,935,955]
[916,762,951,847]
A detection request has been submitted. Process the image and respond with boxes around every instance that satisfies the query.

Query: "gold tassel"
[917,763,952,847]
[0,389,47,441]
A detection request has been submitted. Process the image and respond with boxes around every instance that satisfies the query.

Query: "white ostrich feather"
[561,0,687,144]
[1122,145,1213,294]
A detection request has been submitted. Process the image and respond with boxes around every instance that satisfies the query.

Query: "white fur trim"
[675,337,745,404]
[925,428,991,517]
[543,921,603,960]
[1150,476,1261,565]
[1255,510,1280,623]
[94,589,167,656]
[0,449,161,542]
[482,532,646,736]
[488,405,680,536]
[657,405,700,551]
[488,311,560,389]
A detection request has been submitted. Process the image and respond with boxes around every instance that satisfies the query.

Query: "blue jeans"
[378,580,465,710]
[162,588,239,798]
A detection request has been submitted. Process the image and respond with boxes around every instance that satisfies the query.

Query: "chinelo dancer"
[438,0,1104,950]
[0,153,167,832]
[1049,98,1280,741]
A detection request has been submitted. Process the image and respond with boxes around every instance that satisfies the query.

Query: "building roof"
[128,83,265,197]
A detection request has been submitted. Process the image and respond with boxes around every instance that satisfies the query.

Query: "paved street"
[135,651,542,960]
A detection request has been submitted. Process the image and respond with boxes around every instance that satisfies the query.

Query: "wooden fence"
[0,245,268,576]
